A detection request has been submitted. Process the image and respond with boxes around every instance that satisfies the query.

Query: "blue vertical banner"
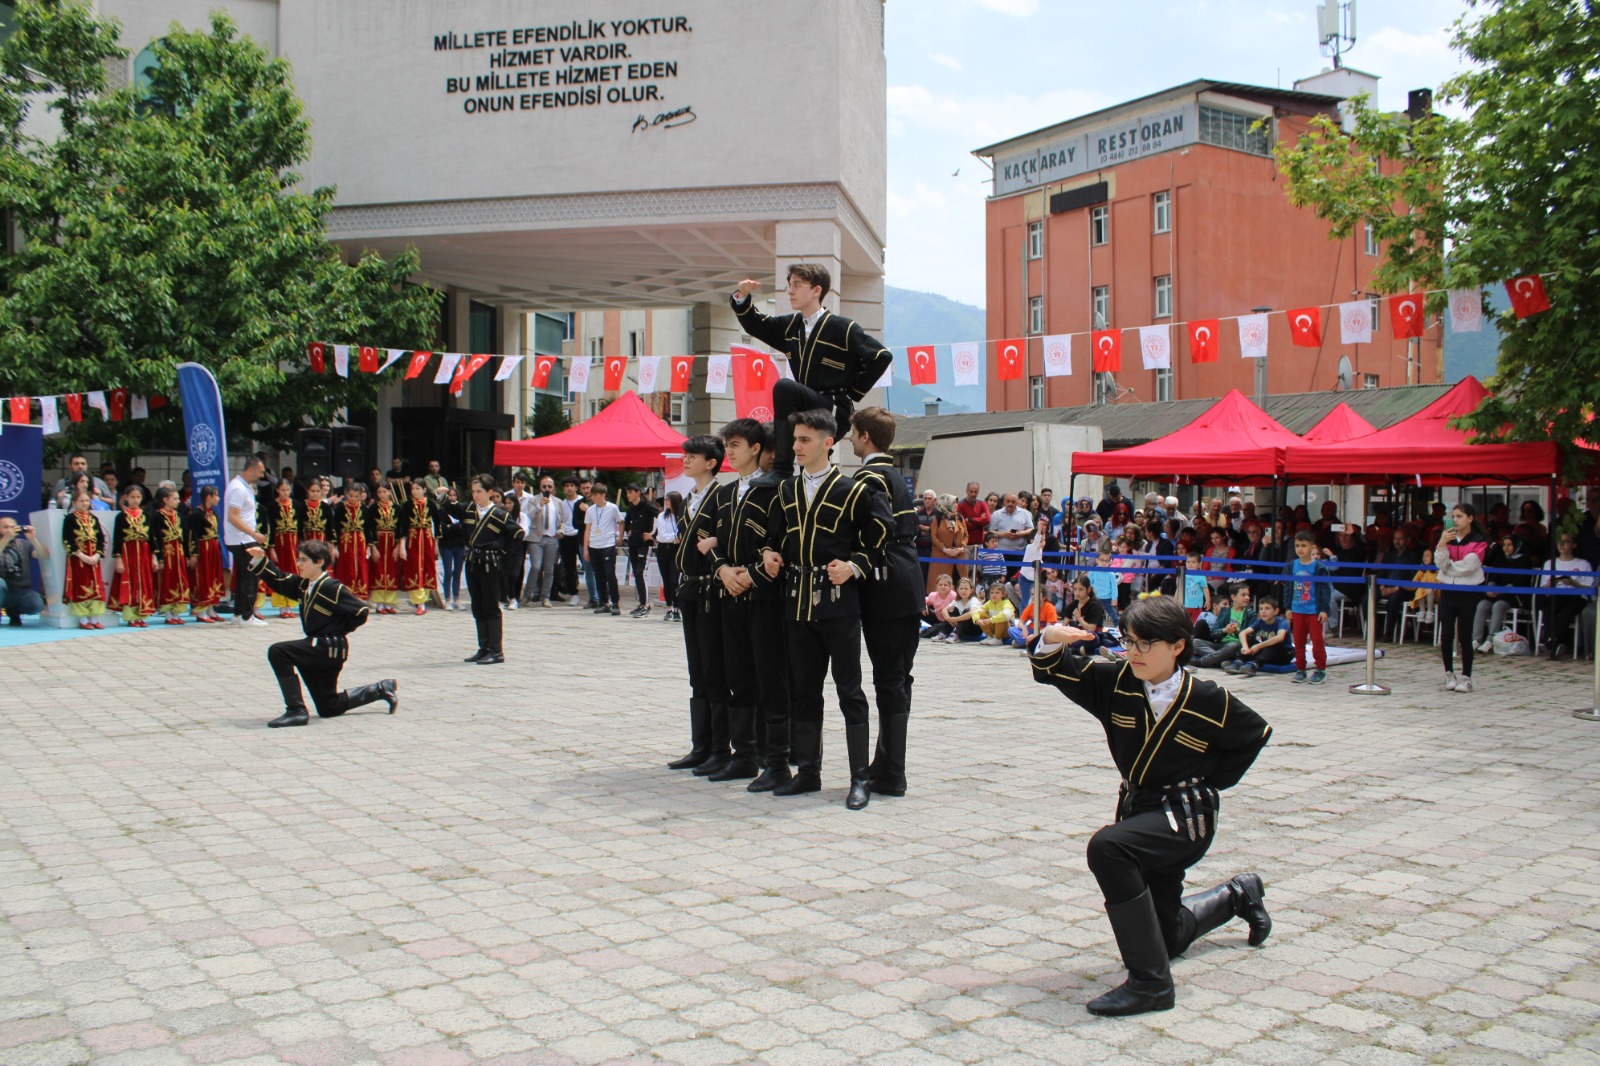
[175,362,231,537]
[0,422,44,522]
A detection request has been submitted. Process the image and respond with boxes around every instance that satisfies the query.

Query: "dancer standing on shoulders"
[1029,595,1272,1017]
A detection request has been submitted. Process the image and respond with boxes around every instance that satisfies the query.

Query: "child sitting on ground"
[1193,582,1255,669]
[974,581,1016,645]
[1224,595,1292,677]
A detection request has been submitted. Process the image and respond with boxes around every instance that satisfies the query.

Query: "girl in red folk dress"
[110,485,157,626]
[268,479,301,619]
[399,479,440,616]
[186,486,226,622]
[367,483,402,614]
[63,491,108,629]
[152,486,191,624]
[299,478,333,547]
[333,481,371,601]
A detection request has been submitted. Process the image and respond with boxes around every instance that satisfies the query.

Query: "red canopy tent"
[1071,389,1302,484]
[1298,402,1376,446]
[1280,377,1561,484]
[494,391,689,469]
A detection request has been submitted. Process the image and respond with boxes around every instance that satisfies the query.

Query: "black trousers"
[466,558,503,654]
[230,545,260,619]
[1438,590,1480,675]
[681,598,727,702]
[723,594,791,764]
[656,543,680,606]
[588,546,619,606]
[557,535,582,596]
[267,638,345,716]
[772,379,851,478]
[501,542,527,603]
[787,615,869,728]
[1086,808,1217,957]
[628,545,651,606]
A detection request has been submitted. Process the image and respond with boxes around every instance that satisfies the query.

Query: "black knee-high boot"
[693,702,733,777]
[868,713,908,796]
[708,705,760,780]
[667,698,712,769]
[329,680,399,717]
[1173,873,1271,957]
[845,723,871,810]
[773,718,821,795]
[1086,889,1175,1017]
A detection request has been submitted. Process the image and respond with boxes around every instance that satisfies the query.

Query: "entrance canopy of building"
[494,391,686,468]
[1070,389,1302,485]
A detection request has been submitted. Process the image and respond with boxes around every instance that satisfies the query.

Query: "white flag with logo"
[1237,314,1269,360]
[950,341,982,386]
[875,356,893,389]
[433,353,462,385]
[568,355,592,395]
[380,348,406,373]
[1448,288,1483,333]
[1138,326,1171,370]
[333,345,350,378]
[131,394,149,420]
[1338,300,1372,344]
[637,356,661,394]
[705,354,731,394]
[1042,334,1072,377]
[87,390,108,419]
[40,395,60,435]
[494,355,523,382]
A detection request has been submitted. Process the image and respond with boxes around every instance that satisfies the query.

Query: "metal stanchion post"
[1574,618,1600,721]
[1350,572,1390,696]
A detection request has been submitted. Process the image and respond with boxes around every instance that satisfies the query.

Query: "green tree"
[1275,0,1600,471]
[529,393,570,439]
[0,3,438,453]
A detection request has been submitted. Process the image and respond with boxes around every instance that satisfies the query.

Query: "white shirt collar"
[802,307,826,335]
[1144,671,1185,720]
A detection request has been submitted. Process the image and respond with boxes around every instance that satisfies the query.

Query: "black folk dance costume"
[712,473,790,790]
[667,480,731,773]
[445,500,519,664]
[731,292,891,484]
[852,454,923,798]
[249,555,396,728]
[765,465,887,808]
[1028,639,1273,1015]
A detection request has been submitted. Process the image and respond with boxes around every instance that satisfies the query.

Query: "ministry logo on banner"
[1043,334,1072,378]
[950,342,982,387]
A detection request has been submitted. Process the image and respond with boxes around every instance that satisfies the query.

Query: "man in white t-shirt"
[582,481,623,615]
[224,456,269,624]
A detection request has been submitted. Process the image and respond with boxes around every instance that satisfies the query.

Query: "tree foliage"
[1275,0,1600,472]
[0,2,439,453]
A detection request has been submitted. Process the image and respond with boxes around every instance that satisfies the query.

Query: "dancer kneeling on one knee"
[247,541,397,729]
[1028,595,1273,1017]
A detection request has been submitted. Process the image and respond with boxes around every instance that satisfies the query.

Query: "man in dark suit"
[730,264,892,488]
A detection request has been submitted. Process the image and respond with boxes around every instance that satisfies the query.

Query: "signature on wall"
[632,106,696,133]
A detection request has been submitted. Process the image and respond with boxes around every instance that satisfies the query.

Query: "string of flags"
[0,388,168,435]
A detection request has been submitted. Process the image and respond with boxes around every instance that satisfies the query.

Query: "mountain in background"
[880,286,988,415]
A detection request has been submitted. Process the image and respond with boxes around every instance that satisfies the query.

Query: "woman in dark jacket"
[1472,532,1535,651]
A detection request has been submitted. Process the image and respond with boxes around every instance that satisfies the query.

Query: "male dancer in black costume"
[847,407,922,797]
[446,474,519,665]
[1030,595,1272,1016]
[731,264,892,488]
[666,435,734,775]
[246,540,397,729]
[760,409,888,809]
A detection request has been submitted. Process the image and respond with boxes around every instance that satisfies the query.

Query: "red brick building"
[972,77,1441,413]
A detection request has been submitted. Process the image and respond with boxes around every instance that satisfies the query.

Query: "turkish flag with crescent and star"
[1091,330,1121,373]
[603,355,628,392]
[531,355,556,389]
[906,345,937,386]
[995,337,1025,381]
[731,345,776,422]
[1187,319,1220,363]
[65,393,83,422]
[450,354,492,396]
[358,345,380,373]
[1388,294,1425,339]
[670,356,694,393]
[1504,274,1550,319]
[7,397,29,424]
[405,351,433,380]
[109,387,128,422]
[1288,307,1322,347]
[307,341,326,374]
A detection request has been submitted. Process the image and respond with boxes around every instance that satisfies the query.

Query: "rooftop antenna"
[1317,1,1356,69]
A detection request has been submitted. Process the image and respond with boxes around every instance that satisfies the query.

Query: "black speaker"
[333,427,366,481]
[296,428,332,479]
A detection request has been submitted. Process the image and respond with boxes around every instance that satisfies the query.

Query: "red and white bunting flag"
[1237,314,1269,360]
[637,356,661,393]
[603,354,628,392]
[1187,319,1220,363]
[108,388,128,421]
[568,355,591,394]
[995,337,1025,381]
[1504,274,1549,318]
[149,394,167,411]
[87,390,108,419]
[358,345,380,373]
[308,341,327,374]
[1138,325,1171,370]
[494,355,523,382]
[39,396,59,435]
[531,355,556,389]
[65,393,83,422]
[1448,289,1483,333]
[907,345,937,385]
[950,342,982,386]
[131,395,149,420]
[1288,307,1322,347]
[380,348,406,373]
[1338,300,1372,344]
[451,354,492,396]
[433,353,462,385]
[670,356,693,393]
[333,344,350,377]
[405,351,432,379]
[1091,330,1122,373]
[732,345,777,421]
[737,345,773,392]
[1389,293,1425,338]
[1042,335,1071,378]
[7,397,29,424]
[705,354,730,395]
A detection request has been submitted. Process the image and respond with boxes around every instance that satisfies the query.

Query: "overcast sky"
[883,0,1476,309]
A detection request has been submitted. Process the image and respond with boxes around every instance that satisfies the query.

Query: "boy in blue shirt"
[1225,595,1292,676]
[975,532,1008,588]
[1181,549,1210,622]
[1286,530,1331,683]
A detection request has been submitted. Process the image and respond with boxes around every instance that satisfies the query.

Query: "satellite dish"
[1337,356,1353,391]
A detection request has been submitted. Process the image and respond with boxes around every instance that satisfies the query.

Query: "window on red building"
[1027,220,1043,260]
[1090,206,1109,246]
[1092,286,1110,330]
[1153,191,1171,234]
[1154,275,1173,319]
[1029,296,1044,334]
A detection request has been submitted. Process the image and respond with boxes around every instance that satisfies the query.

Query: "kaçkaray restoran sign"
[994,103,1197,195]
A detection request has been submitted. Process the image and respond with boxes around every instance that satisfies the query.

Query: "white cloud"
[928,52,963,71]
[971,0,1040,14]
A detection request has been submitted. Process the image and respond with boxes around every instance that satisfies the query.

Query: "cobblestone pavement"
[3,602,1600,1066]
